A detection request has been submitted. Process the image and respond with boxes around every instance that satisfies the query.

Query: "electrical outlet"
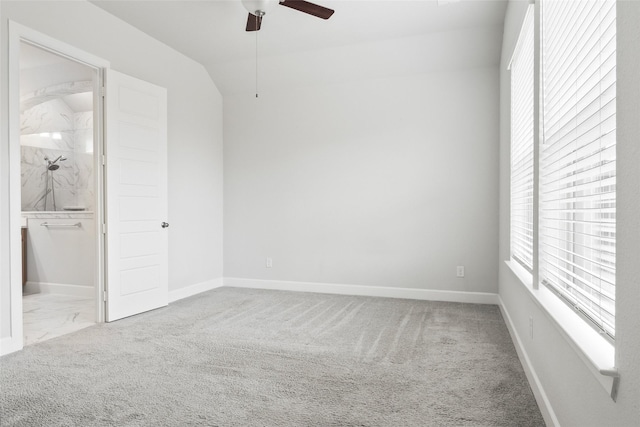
[266,257,273,268]
[529,316,534,339]
[456,266,465,278]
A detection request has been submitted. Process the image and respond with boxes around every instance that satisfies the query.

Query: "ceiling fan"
[241,0,335,31]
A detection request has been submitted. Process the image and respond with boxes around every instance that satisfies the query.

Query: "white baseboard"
[168,278,224,303]
[24,281,94,298]
[0,336,23,357]
[224,277,499,305]
[498,295,560,427]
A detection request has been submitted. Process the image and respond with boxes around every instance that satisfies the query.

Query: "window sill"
[504,260,617,399]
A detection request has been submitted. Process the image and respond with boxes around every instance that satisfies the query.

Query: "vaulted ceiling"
[90,0,507,95]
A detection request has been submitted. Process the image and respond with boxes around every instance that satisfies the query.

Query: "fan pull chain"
[255,14,259,98]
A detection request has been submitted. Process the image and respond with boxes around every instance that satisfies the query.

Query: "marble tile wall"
[21,95,94,212]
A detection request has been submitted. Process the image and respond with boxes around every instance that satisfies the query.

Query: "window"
[509,0,617,340]
[510,9,535,272]
[540,0,616,340]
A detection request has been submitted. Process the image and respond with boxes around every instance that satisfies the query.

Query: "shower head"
[44,155,67,170]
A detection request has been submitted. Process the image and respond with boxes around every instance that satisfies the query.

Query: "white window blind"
[510,9,535,272]
[540,0,616,339]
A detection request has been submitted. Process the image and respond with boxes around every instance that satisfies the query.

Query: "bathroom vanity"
[21,211,95,294]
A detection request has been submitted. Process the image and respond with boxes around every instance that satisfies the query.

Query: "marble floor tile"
[23,293,96,346]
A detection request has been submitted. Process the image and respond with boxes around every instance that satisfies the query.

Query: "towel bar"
[40,222,81,228]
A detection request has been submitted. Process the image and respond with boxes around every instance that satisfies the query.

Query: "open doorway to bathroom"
[19,41,99,345]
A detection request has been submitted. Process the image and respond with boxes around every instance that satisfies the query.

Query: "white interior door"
[105,69,168,322]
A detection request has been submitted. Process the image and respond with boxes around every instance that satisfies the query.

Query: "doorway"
[19,41,100,345]
[7,22,109,351]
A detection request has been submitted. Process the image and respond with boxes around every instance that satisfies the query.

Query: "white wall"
[224,67,499,293]
[498,1,640,426]
[0,1,224,339]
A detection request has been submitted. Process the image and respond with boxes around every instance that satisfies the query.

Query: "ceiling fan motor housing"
[241,0,277,16]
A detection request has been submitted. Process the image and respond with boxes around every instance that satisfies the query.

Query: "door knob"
[161,222,169,228]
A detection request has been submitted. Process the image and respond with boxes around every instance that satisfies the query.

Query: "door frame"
[6,21,110,353]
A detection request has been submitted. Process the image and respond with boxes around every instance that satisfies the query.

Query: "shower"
[41,155,67,210]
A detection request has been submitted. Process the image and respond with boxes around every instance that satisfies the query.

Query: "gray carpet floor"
[0,287,545,426]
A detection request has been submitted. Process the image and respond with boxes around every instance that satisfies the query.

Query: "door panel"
[105,69,168,322]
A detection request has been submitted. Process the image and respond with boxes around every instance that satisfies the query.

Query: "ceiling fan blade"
[279,0,334,20]
[245,13,262,31]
